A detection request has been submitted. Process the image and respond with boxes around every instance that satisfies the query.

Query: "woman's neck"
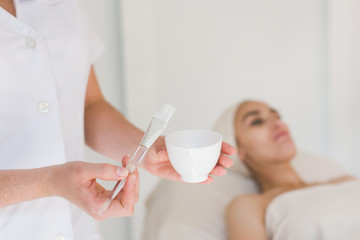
[249,161,305,192]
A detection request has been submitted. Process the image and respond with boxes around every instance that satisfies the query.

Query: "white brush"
[97,104,176,216]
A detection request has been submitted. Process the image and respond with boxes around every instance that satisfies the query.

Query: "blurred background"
[80,0,360,239]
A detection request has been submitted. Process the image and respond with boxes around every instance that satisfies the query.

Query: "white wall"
[81,0,360,239]
[328,0,360,175]
[123,0,329,152]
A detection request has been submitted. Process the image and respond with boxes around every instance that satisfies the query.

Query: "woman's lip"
[273,131,289,141]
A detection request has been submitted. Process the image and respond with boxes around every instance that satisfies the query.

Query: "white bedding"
[142,152,348,240]
[266,180,360,240]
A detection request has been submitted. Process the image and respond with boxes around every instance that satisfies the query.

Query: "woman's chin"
[277,142,297,160]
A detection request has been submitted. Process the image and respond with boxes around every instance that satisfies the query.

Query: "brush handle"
[97,146,148,216]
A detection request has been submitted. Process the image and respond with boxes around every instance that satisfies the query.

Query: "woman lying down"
[226,100,360,240]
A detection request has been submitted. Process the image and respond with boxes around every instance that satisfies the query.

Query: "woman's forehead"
[236,101,270,117]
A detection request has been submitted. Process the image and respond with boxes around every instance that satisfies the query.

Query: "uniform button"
[53,233,66,240]
[38,101,50,114]
[25,37,36,48]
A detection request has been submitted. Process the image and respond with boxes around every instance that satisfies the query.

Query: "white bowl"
[165,130,222,183]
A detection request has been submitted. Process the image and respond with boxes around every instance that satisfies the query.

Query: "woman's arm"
[226,195,268,240]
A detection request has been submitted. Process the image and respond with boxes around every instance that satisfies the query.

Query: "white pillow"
[142,152,347,240]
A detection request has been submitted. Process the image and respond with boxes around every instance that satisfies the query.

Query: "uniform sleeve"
[84,16,105,64]
[78,2,106,64]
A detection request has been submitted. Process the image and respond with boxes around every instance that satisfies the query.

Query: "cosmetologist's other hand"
[142,136,236,183]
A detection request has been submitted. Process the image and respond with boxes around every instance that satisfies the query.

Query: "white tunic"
[266,181,360,240]
[0,0,104,239]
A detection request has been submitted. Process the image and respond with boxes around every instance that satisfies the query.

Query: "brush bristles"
[154,104,176,123]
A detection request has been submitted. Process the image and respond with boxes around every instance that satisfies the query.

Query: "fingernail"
[126,154,131,158]
[117,168,128,176]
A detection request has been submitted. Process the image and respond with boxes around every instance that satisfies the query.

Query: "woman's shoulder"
[226,194,266,220]
[226,194,269,240]
[227,189,284,212]
[228,194,263,208]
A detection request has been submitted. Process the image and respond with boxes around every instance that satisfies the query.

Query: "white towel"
[213,104,252,176]
[266,180,360,240]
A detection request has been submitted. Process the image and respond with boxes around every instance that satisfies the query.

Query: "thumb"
[122,154,132,167]
[89,163,129,181]
[157,148,169,162]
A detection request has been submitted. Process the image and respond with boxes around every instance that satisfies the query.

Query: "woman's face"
[235,101,296,165]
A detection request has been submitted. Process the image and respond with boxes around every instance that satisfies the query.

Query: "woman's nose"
[269,117,283,129]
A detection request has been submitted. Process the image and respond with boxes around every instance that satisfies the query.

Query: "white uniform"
[0,0,104,239]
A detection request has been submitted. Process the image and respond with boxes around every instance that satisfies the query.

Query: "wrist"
[43,164,65,198]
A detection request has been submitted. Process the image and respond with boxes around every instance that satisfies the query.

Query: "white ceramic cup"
[165,129,222,183]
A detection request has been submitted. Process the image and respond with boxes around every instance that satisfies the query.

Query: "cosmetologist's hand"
[52,156,139,220]
[142,136,236,183]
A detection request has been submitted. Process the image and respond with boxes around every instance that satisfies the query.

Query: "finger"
[217,154,234,168]
[157,148,169,162]
[200,176,214,184]
[221,142,237,156]
[154,136,166,153]
[133,170,140,202]
[89,163,129,181]
[122,154,131,168]
[119,171,138,212]
[209,165,227,176]
[113,170,140,202]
